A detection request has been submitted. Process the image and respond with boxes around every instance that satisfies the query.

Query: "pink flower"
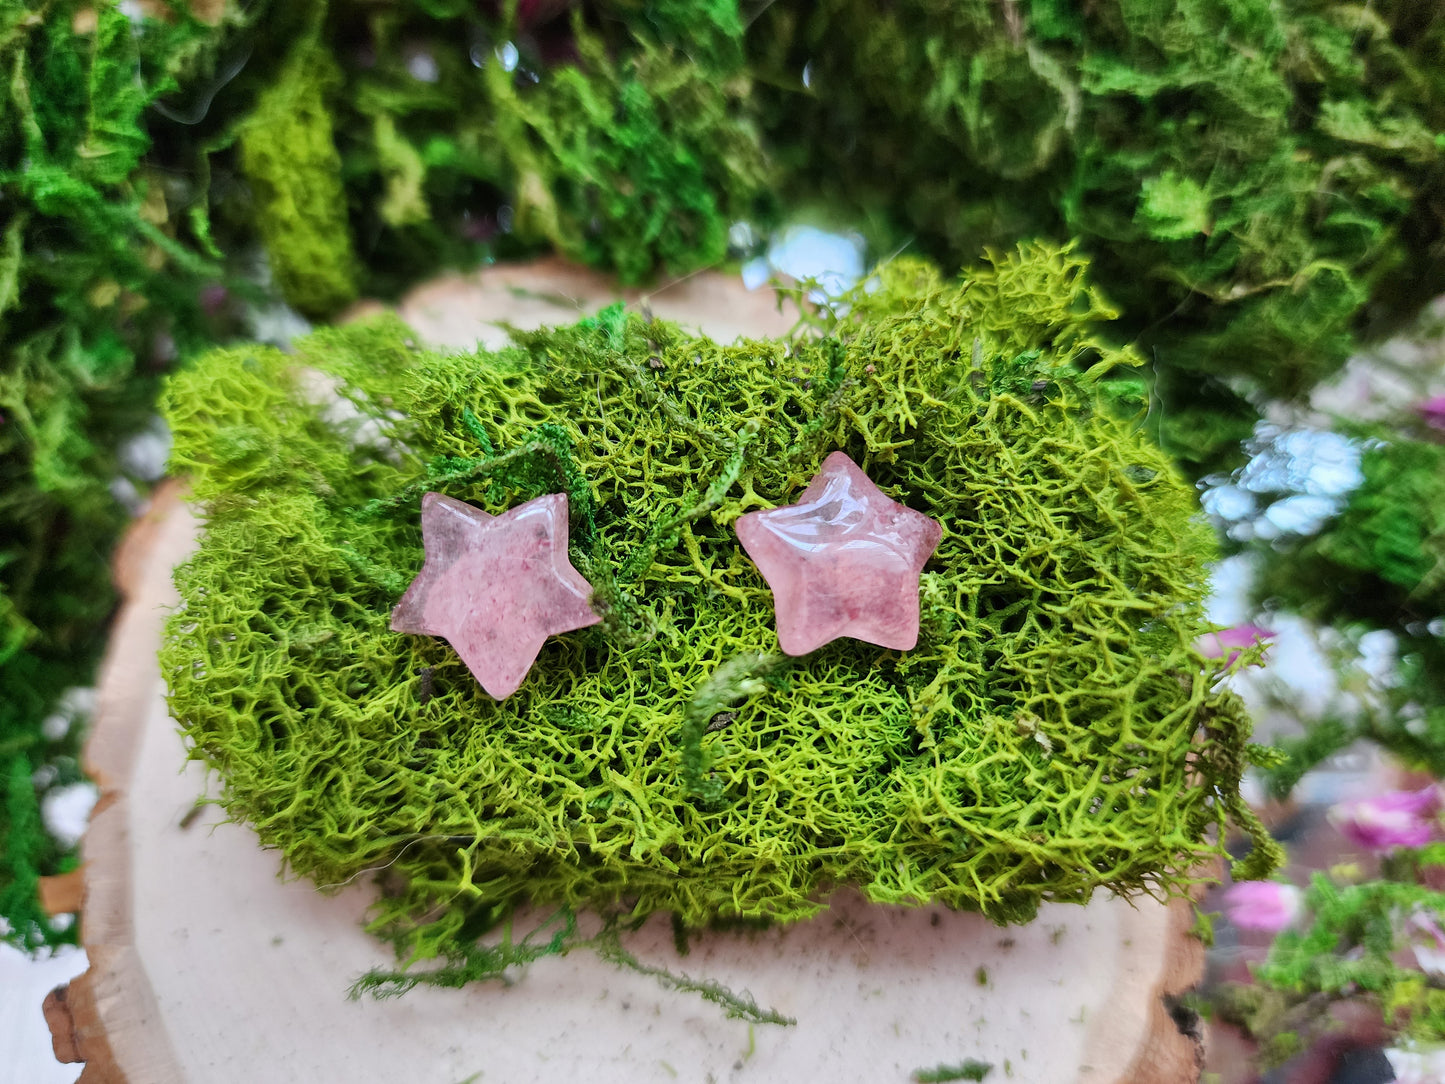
[1417,395,1445,432]
[1198,624,1273,667]
[1221,881,1305,933]
[1329,786,1444,852]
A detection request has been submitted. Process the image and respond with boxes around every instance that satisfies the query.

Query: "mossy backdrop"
[1,2,226,949]
[752,2,1445,424]
[4,0,1443,949]
[160,252,1278,979]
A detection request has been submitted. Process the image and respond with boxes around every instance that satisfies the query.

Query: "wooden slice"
[46,262,1206,1083]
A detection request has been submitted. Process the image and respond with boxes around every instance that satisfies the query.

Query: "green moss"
[602,0,745,72]
[506,25,771,283]
[0,0,226,950]
[321,4,770,290]
[161,246,1272,980]
[913,1060,993,1083]
[1254,437,1445,628]
[1310,439,1445,604]
[750,0,1445,410]
[1,755,52,953]
[238,41,359,318]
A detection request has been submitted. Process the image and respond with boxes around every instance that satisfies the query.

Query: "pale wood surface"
[353,255,803,351]
[50,263,1204,1084]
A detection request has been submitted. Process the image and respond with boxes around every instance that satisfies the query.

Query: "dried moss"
[913,1061,993,1083]
[319,2,771,291]
[1305,439,1445,607]
[498,24,770,283]
[237,38,358,318]
[161,246,1275,979]
[0,0,224,950]
[750,0,1445,429]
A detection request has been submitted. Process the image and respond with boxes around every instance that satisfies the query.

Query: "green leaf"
[1136,173,1212,241]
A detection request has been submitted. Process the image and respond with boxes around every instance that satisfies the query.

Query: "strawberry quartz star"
[391,492,600,699]
[735,451,943,655]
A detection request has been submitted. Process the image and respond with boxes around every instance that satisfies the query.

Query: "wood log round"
[46,262,1207,1084]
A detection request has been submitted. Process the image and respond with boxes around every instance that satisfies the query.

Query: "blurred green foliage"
[751,0,1445,463]
[1214,871,1445,1063]
[1256,435,1445,790]
[1,0,223,950]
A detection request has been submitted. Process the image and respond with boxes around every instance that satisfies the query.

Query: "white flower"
[1385,1045,1445,1084]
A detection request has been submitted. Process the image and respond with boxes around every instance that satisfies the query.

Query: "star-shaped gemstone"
[735,452,942,656]
[391,491,600,699]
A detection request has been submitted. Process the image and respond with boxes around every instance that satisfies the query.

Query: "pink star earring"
[391,492,600,699]
[735,452,942,656]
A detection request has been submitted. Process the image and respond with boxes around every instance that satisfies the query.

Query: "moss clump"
[1303,439,1445,608]
[161,246,1275,975]
[913,1061,994,1083]
[750,0,1445,443]
[237,41,358,317]
[317,3,771,292]
[497,25,770,283]
[0,1,225,951]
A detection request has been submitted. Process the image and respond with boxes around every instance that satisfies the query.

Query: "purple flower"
[1329,786,1444,852]
[1198,624,1273,667]
[1417,395,1445,432]
[1221,881,1304,934]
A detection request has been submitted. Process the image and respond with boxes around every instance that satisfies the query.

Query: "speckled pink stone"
[735,451,943,656]
[391,491,599,699]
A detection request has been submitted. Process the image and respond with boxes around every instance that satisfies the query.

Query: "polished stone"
[391,491,599,699]
[735,451,943,655]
